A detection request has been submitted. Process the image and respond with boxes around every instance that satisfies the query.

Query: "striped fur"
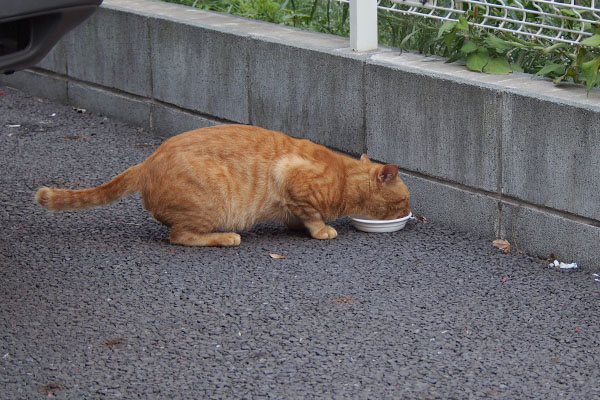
[36,124,410,246]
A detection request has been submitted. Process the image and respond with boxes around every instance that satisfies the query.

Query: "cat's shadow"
[242,218,355,244]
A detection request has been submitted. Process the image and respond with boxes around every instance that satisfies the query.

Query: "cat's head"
[359,154,411,220]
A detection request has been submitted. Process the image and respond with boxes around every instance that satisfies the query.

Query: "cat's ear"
[377,164,398,184]
[360,154,371,163]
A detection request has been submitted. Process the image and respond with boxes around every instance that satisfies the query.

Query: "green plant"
[435,12,600,92]
[162,0,350,35]
[161,0,600,91]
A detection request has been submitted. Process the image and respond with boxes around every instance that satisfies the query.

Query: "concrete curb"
[2,0,598,267]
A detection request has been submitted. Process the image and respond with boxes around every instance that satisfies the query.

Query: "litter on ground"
[550,259,578,270]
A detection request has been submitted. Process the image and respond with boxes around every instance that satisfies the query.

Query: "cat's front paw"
[312,225,338,240]
[221,233,242,246]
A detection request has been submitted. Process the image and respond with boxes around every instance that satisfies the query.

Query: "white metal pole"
[350,0,378,51]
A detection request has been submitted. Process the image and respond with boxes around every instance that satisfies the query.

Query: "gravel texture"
[1,86,600,399]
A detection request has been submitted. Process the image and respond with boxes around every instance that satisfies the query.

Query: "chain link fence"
[341,0,600,45]
[379,0,599,44]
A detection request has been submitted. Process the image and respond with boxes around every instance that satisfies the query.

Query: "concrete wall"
[2,0,599,268]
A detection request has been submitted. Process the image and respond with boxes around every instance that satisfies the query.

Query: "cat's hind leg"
[147,200,240,247]
[169,226,241,247]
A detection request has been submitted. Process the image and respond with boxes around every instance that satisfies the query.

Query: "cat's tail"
[35,164,143,212]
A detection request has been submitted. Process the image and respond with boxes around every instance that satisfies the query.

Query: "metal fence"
[344,0,600,50]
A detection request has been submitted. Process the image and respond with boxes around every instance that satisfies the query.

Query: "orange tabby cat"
[36,124,410,246]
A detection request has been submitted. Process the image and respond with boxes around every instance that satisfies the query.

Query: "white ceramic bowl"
[351,212,413,233]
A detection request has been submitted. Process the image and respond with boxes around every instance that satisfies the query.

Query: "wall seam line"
[395,166,600,228]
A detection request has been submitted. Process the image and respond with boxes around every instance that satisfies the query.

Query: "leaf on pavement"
[493,239,511,253]
[333,297,356,304]
[39,383,67,396]
[103,337,128,349]
[269,253,286,259]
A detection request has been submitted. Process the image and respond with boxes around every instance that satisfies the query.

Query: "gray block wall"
[2,0,599,268]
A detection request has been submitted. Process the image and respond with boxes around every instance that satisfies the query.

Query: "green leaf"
[553,75,566,85]
[446,52,465,64]
[466,48,489,72]
[444,29,457,50]
[541,42,569,54]
[511,63,524,73]
[437,21,457,39]
[503,32,537,48]
[460,40,478,54]
[484,36,512,53]
[457,16,469,31]
[535,63,566,77]
[399,31,418,49]
[553,65,575,85]
[581,56,600,93]
[580,34,600,47]
[483,57,512,74]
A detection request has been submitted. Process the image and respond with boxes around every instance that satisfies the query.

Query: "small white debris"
[3,353,9,359]
[50,113,56,117]
[6,124,20,128]
[559,262,578,270]
[550,259,578,270]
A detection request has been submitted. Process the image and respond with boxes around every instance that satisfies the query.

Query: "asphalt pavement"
[1,86,600,399]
